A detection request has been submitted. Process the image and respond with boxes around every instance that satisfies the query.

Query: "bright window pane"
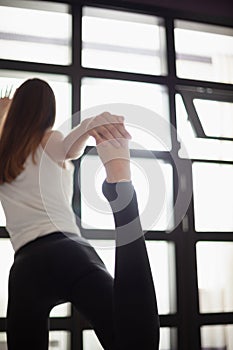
[0,1,71,65]
[81,78,171,151]
[0,333,7,350]
[175,21,233,84]
[49,331,70,350]
[82,7,166,75]
[88,240,176,315]
[83,327,176,349]
[49,303,71,317]
[201,325,233,350]
[0,239,14,317]
[193,163,233,232]
[197,242,233,313]
[0,70,72,134]
[193,99,233,139]
[83,330,103,350]
[147,241,176,315]
[176,94,233,161]
[81,155,173,231]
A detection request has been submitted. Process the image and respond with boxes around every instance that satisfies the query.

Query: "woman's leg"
[70,267,115,349]
[100,138,159,348]
[103,180,160,350]
[7,261,51,350]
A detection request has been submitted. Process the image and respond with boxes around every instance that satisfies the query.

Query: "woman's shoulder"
[41,129,64,149]
[40,129,67,168]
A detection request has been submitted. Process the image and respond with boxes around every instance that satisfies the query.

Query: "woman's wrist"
[105,159,131,183]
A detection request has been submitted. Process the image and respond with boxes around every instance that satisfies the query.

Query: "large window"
[0,1,232,349]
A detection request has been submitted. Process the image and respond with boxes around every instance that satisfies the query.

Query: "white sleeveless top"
[0,144,81,252]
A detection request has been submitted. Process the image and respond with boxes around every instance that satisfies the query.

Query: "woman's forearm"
[63,119,90,159]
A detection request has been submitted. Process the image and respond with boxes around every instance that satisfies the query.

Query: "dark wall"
[54,0,233,22]
[117,0,233,20]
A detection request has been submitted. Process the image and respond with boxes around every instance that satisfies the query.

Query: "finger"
[119,120,132,139]
[104,122,132,147]
[88,129,106,146]
[98,114,124,139]
[86,115,106,131]
[97,125,122,147]
[104,123,126,143]
[87,113,122,131]
[101,113,131,138]
[87,113,131,146]
[90,127,121,148]
[114,122,132,140]
[87,115,122,147]
[101,112,122,126]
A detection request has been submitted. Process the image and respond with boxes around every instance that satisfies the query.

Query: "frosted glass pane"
[49,331,70,350]
[197,242,233,313]
[0,239,14,317]
[88,240,175,315]
[0,71,72,135]
[82,7,166,75]
[83,327,175,349]
[175,21,233,84]
[81,78,170,151]
[176,94,233,161]
[201,325,233,350]
[0,2,71,65]
[193,163,233,232]
[147,241,176,315]
[80,156,173,231]
[194,99,233,139]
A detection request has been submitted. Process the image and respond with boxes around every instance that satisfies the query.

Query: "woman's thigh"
[70,267,114,350]
[7,261,52,350]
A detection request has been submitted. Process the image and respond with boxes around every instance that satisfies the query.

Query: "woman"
[0,78,159,350]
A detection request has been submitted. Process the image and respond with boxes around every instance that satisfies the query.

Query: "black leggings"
[7,181,160,350]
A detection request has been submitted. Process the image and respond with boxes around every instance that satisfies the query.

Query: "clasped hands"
[84,111,131,147]
[83,112,132,182]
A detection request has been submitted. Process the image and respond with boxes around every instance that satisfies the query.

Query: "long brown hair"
[0,78,56,184]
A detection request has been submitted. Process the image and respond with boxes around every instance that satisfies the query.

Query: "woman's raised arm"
[42,112,131,163]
